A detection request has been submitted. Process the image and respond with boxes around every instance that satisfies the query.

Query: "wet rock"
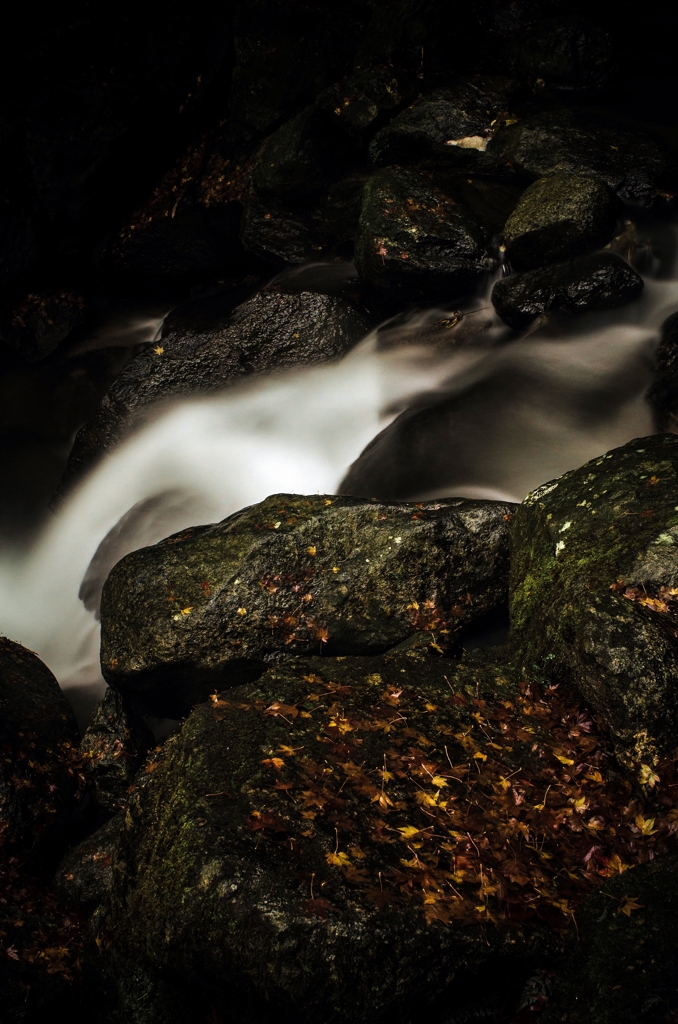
[541,855,678,1024]
[312,172,371,255]
[240,192,325,265]
[502,172,621,271]
[57,290,369,496]
[510,433,678,767]
[85,650,550,1024]
[503,16,615,95]
[316,66,416,149]
[0,637,80,861]
[354,167,488,303]
[252,107,346,203]
[100,493,513,716]
[80,688,155,815]
[491,251,643,332]
[0,290,86,363]
[51,814,122,912]
[427,174,525,236]
[487,108,674,203]
[646,310,678,431]
[369,77,516,173]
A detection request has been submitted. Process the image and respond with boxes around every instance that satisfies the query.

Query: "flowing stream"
[1,221,678,727]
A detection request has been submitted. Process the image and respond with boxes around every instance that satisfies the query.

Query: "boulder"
[487,108,674,203]
[491,251,643,332]
[100,493,514,716]
[240,192,326,265]
[316,66,416,149]
[427,174,525,236]
[56,290,369,496]
[503,16,615,95]
[369,77,517,174]
[80,688,155,815]
[51,813,122,912]
[502,172,621,271]
[541,855,678,1024]
[0,290,86,362]
[646,310,678,431]
[251,107,346,203]
[353,167,488,303]
[0,188,40,289]
[0,636,81,861]
[86,647,674,1022]
[312,172,371,256]
[510,433,678,768]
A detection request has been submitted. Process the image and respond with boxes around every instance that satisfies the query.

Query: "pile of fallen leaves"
[242,671,678,930]
[0,737,88,982]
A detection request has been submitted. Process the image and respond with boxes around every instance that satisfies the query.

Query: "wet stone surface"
[491,251,644,332]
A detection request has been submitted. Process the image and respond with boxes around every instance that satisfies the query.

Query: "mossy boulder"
[251,107,344,202]
[541,855,678,1023]
[503,172,620,271]
[491,252,643,332]
[510,434,678,768]
[487,109,673,203]
[85,645,677,1023]
[80,688,155,815]
[354,167,488,303]
[100,493,513,716]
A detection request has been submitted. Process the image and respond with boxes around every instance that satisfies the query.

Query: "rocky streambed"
[3,2,678,1023]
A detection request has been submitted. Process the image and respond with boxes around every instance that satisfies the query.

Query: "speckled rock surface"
[51,813,122,912]
[56,289,369,498]
[491,251,643,332]
[487,109,674,203]
[80,688,155,815]
[84,650,548,1024]
[100,493,513,716]
[503,172,620,271]
[510,433,678,767]
[541,855,678,1024]
[354,166,488,303]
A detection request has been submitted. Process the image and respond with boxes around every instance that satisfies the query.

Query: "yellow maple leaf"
[555,753,575,765]
[398,825,421,839]
[639,764,660,787]
[635,814,657,835]
[262,757,285,772]
[617,895,642,917]
[326,851,351,868]
[431,776,448,787]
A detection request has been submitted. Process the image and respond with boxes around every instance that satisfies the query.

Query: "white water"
[1,231,677,725]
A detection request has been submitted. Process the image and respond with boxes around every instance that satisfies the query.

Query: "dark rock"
[56,290,369,497]
[312,172,371,255]
[427,174,525,236]
[541,855,678,1024]
[230,0,367,132]
[0,636,80,861]
[510,433,678,768]
[240,192,325,265]
[487,108,674,203]
[80,688,155,815]
[51,814,122,912]
[0,188,40,289]
[369,78,517,173]
[0,290,86,363]
[354,167,488,303]
[503,16,615,95]
[316,66,416,149]
[647,310,678,431]
[252,107,346,203]
[100,493,513,716]
[491,252,643,332]
[85,650,547,1024]
[502,172,621,271]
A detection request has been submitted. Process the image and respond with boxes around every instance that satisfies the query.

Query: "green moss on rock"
[510,434,678,768]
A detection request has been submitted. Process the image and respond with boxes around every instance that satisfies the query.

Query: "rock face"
[510,434,678,768]
[251,107,344,202]
[316,66,415,149]
[80,688,155,815]
[51,813,122,912]
[100,493,514,716]
[502,172,621,271]
[541,855,678,1024]
[487,109,674,203]
[503,16,615,95]
[0,637,80,859]
[354,167,488,303]
[491,252,644,332]
[0,289,86,362]
[56,289,369,496]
